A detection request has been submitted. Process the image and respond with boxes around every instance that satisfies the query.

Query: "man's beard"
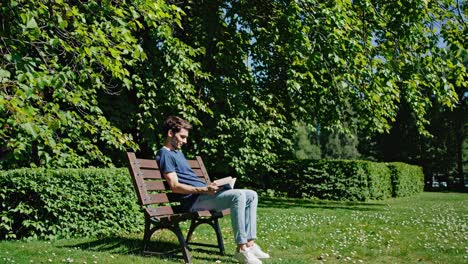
[170,138,181,149]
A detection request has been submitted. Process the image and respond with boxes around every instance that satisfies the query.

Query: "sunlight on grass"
[0,192,466,263]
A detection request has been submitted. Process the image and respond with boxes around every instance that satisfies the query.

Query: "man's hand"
[205,182,219,195]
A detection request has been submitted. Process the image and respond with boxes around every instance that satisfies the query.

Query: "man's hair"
[163,116,193,135]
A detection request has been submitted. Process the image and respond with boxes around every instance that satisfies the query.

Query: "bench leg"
[186,218,226,255]
[170,224,192,264]
[213,218,225,255]
[186,219,198,244]
[142,218,152,253]
[142,219,191,263]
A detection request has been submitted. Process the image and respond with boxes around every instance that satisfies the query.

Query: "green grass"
[1,192,466,263]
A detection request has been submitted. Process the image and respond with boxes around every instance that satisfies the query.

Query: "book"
[213,176,237,190]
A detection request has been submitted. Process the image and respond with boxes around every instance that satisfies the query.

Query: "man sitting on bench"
[156,116,270,264]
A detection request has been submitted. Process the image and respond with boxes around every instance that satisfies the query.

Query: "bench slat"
[196,156,211,183]
[140,169,162,179]
[142,193,170,205]
[137,158,158,169]
[188,160,201,168]
[145,180,166,191]
[146,206,174,217]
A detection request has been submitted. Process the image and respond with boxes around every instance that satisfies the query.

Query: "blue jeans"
[190,189,258,244]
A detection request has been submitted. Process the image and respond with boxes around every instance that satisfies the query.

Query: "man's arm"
[164,172,219,195]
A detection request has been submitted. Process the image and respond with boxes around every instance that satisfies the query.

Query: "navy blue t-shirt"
[156,148,206,212]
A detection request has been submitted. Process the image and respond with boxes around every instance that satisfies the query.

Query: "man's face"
[169,128,189,150]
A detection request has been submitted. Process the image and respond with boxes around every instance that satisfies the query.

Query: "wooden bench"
[126,152,230,264]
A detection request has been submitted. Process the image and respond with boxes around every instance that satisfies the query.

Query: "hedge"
[365,161,393,200]
[268,159,423,201]
[1,160,424,240]
[388,162,425,197]
[0,168,143,240]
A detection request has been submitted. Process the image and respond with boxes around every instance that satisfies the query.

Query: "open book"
[213,176,237,190]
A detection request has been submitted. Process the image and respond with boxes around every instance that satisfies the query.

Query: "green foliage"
[0,168,143,240]
[269,159,423,201]
[1,0,466,181]
[321,128,361,160]
[0,0,208,168]
[365,162,392,200]
[388,162,425,197]
[316,160,371,201]
[362,51,467,189]
[0,0,144,168]
[293,122,321,160]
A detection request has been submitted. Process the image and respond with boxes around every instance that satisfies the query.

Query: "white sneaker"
[250,244,270,259]
[234,247,262,264]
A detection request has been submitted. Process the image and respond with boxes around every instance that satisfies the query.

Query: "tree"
[0,0,208,168]
[293,122,322,160]
[358,0,467,189]
[321,128,361,160]
[1,0,465,183]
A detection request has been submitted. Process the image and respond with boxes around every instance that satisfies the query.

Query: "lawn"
[0,192,466,263]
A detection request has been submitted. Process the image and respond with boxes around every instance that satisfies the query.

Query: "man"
[156,116,270,264]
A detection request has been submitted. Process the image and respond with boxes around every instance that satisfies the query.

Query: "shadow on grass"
[259,196,386,211]
[63,236,143,256]
[64,235,232,263]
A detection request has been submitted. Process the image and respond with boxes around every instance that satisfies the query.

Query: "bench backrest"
[126,152,212,218]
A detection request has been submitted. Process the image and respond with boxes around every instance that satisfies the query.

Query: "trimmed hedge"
[388,162,425,197]
[0,160,424,240]
[0,168,143,240]
[365,161,392,200]
[269,159,423,201]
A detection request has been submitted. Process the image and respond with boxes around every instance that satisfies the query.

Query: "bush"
[364,161,392,200]
[388,162,425,197]
[271,160,369,201]
[0,161,424,240]
[267,159,423,201]
[313,160,370,201]
[0,168,143,240]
